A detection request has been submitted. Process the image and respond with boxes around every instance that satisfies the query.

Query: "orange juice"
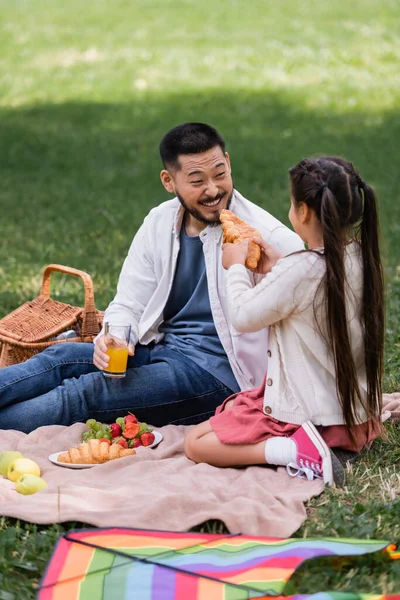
[105,346,129,377]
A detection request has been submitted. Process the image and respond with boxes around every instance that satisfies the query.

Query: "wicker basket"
[0,264,104,369]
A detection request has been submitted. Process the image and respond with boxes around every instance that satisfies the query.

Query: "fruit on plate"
[110,423,122,437]
[141,432,156,447]
[0,451,23,477]
[123,423,140,439]
[8,458,41,482]
[58,439,135,464]
[82,414,155,449]
[124,414,138,424]
[99,438,111,445]
[15,474,47,495]
[113,437,129,449]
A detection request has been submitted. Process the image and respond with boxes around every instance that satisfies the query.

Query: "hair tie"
[320,183,328,191]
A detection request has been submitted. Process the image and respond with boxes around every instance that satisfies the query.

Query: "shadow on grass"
[1,91,400,346]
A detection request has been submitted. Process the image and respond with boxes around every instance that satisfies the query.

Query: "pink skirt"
[209,377,379,452]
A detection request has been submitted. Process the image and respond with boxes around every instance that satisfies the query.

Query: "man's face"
[160,146,233,227]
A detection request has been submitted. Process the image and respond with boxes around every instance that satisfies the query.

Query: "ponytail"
[360,182,384,425]
[320,189,362,440]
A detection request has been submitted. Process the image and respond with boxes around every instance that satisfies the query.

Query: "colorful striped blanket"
[37,528,400,599]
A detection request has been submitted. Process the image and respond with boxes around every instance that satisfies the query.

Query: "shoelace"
[299,457,323,474]
[286,462,323,482]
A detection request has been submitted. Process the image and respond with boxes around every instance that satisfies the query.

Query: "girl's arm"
[225,251,318,333]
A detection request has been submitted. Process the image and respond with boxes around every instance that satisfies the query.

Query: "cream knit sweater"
[225,242,370,426]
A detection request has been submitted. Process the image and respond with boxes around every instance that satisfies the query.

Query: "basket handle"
[41,264,99,336]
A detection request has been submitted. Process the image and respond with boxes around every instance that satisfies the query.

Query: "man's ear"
[225,152,231,173]
[160,169,175,193]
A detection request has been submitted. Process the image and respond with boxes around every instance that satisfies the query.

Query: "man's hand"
[93,334,135,371]
[222,240,249,270]
[251,237,283,274]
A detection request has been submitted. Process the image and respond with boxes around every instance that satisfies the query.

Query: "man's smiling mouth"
[200,195,224,208]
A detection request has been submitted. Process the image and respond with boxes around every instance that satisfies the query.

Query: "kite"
[37,527,400,600]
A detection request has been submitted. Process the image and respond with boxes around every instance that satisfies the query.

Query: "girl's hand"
[252,237,283,274]
[222,240,249,270]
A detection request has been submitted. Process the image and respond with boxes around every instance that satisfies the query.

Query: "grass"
[0,0,400,597]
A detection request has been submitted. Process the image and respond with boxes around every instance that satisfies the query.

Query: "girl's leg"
[184,420,267,467]
[184,419,343,486]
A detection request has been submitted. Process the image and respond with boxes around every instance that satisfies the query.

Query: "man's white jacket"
[102,190,304,391]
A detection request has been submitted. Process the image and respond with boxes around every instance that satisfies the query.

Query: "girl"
[184,156,384,486]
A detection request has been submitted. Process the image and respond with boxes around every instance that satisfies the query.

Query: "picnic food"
[0,453,47,494]
[141,432,156,446]
[110,423,122,437]
[0,450,23,476]
[220,209,261,270]
[15,474,47,495]
[7,458,41,482]
[58,439,135,464]
[123,422,140,439]
[113,437,129,448]
[82,414,154,449]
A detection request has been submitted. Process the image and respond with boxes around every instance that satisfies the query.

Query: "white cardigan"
[225,242,370,426]
[100,190,304,391]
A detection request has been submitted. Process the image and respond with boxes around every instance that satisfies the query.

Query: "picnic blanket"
[0,423,323,536]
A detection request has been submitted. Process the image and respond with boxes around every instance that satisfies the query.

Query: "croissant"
[58,439,135,464]
[220,209,261,270]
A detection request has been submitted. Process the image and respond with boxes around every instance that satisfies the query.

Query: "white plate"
[48,431,163,469]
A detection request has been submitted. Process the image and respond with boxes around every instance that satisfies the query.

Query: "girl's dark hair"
[289,156,384,438]
[159,122,226,170]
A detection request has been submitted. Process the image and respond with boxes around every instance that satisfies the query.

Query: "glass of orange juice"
[103,323,131,378]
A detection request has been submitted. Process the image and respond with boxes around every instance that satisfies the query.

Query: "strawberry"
[113,437,128,448]
[132,438,143,448]
[110,423,122,438]
[123,423,140,439]
[124,414,138,424]
[140,432,155,447]
[99,438,111,446]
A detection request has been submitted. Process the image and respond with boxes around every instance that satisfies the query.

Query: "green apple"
[15,474,47,495]
[7,458,41,482]
[0,451,23,477]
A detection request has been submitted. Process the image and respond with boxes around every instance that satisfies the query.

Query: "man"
[0,123,303,433]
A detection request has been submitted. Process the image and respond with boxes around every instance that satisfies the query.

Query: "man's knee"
[43,342,94,361]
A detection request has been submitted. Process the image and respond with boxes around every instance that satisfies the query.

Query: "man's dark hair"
[159,123,226,170]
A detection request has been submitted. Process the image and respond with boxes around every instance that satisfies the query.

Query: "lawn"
[0,0,400,597]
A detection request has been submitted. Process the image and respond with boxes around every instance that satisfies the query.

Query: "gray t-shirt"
[159,226,239,393]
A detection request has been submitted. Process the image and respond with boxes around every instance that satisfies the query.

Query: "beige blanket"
[0,424,323,537]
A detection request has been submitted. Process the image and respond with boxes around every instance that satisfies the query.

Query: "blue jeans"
[0,342,234,433]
